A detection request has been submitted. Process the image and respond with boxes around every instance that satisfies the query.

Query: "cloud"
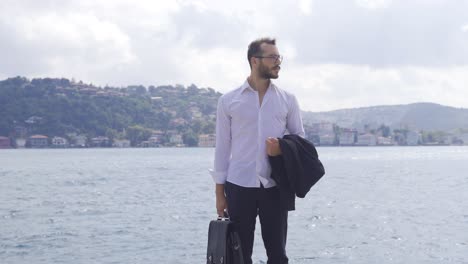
[1,0,468,111]
[281,64,468,111]
[170,5,250,50]
[290,0,468,67]
[0,6,136,82]
[355,0,392,9]
[462,24,468,32]
[298,0,314,15]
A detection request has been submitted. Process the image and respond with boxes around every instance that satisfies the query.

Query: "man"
[210,37,305,264]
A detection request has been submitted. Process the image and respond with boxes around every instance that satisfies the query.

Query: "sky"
[1,0,468,112]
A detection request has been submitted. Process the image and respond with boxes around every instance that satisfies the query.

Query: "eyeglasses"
[254,55,283,63]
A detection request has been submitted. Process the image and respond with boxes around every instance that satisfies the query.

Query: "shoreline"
[1,144,468,150]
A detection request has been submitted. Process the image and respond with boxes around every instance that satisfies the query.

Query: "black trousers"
[225,181,288,264]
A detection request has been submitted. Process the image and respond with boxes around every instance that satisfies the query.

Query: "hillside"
[302,103,468,131]
[2,76,468,148]
[0,77,221,146]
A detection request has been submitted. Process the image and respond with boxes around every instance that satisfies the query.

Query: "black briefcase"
[206,216,244,264]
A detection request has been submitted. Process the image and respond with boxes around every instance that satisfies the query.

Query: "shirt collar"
[241,79,276,93]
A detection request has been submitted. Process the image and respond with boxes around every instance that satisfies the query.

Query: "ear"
[250,57,258,68]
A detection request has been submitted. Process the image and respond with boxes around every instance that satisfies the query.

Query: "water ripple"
[1,147,468,263]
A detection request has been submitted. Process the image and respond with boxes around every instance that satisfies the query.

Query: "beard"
[258,62,280,79]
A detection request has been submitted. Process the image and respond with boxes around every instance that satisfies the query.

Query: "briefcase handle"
[217,211,230,221]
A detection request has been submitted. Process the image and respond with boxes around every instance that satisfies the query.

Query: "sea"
[1,147,467,264]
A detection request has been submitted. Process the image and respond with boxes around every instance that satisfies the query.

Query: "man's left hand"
[266,137,282,156]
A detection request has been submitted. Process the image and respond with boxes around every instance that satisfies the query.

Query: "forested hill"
[0,76,221,146]
[302,102,468,131]
[2,76,467,147]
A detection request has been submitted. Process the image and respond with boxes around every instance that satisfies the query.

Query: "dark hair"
[247,37,276,69]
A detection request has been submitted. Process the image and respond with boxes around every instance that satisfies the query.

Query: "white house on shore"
[28,135,49,148]
[91,136,110,147]
[15,138,26,148]
[0,136,11,148]
[319,134,335,146]
[315,122,334,136]
[113,139,131,148]
[198,134,216,147]
[339,130,355,145]
[357,133,377,146]
[52,136,69,148]
[169,134,184,145]
[377,136,393,146]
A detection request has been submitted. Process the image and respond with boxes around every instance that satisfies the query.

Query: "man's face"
[256,43,282,80]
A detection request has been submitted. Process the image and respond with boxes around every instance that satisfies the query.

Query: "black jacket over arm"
[268,134,325,211]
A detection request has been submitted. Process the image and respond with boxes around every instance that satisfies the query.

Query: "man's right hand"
[216,184,228,217]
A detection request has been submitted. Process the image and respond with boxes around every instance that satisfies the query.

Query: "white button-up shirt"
[210,80,305,188]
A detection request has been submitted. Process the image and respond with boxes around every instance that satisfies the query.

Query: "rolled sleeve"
[287,94,305,137]
[209,169,228,184]
[210,95,231,184]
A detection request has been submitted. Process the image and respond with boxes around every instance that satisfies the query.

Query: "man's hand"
[266,137,282,156]
[216,184,228,217]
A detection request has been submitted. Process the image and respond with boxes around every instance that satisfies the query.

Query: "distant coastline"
[2,77,468,149]
[2,143,467,150]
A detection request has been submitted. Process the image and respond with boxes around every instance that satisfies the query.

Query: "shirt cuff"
[209,169,227,184]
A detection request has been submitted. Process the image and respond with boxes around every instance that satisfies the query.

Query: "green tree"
[183,131,198,147]
[126,125,152,146]
[378,124,391,137]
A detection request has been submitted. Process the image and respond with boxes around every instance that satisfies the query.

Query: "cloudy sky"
[1,0,468,112]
